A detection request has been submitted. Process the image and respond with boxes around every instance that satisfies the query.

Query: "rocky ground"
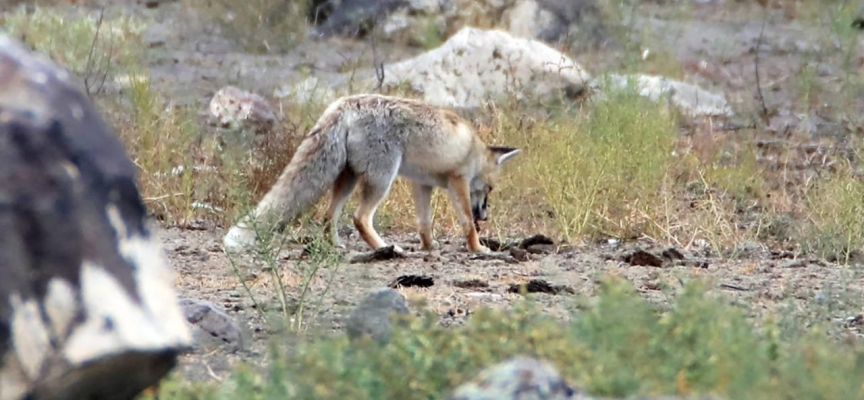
[14,0,864,390]
[161,222,864,383]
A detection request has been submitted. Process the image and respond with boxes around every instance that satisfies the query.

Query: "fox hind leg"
[353,162,402,253]
[411,182,438,251]
[324,168,358,248]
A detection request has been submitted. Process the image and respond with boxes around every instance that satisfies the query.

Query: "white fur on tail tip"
[223,224,258,251]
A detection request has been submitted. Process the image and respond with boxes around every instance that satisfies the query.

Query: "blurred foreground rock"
[345,288,410,345]
[449,356,729,400]
[448,356,586,400]
[179,298,244,353]
[0,33,192,400]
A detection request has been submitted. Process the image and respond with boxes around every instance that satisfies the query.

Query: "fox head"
[471,146,522,224]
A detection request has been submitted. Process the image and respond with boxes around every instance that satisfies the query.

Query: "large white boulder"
[374,26,593,108]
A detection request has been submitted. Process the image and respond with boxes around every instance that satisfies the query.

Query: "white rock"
[375,26,592,109]
[599,74,734,117]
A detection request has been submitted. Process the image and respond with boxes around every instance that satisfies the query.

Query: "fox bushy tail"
[238,112,348,232]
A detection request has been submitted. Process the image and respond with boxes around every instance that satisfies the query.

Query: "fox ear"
[489,146,522,166]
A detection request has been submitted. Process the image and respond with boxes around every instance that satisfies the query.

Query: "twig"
[370,22,385,92]
[754,19,769,123]
[720,283,751,292]
[83,8,105,99]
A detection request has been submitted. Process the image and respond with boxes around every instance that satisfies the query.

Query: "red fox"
[223,93,522,254]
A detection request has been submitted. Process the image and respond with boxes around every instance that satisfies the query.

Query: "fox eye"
[487,186,494,193]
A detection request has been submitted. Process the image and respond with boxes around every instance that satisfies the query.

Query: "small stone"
[208,86,277,135]
[179,298,244,353]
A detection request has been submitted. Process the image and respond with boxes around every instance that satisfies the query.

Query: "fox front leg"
[446,175,491,254]
[411,182,439,251]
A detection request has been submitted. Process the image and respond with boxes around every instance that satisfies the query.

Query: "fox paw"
[470,244,491,254]
[421,240,440,251]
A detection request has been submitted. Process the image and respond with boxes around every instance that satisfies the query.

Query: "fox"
[222,93,522,254]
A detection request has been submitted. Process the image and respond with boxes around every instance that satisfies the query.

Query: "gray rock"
[179,298,244,353]
[506,0,605,44]
[208,85,277,136]
[310,0,605,45]
[344,288,410,344]
[449,356,589,400]
[308,0,408,38]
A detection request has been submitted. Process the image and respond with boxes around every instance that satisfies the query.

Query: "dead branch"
[370,19,385,93]
[754,19,769,123]
[83,7,105,99]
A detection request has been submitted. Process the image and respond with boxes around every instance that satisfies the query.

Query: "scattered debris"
[389,274,435,289]
[509,246,530,261]
[479,233,555,254]
[507,279,574,295]
[719,283,751,292]
[349,245,407,263]
[519,234,555,248]
[661,247,685,262]
[480,237,517,251]
[622,249,666,267]
[470,252,520,263]
[453,279,490,289]
[525,244,556,255]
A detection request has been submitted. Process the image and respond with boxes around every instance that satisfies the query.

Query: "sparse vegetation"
[6,0,864,398]
[147,279,864,399]
[801,147,864,264]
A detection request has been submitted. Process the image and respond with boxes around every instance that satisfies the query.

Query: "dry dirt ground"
[160,221,864,383]
[60,0,864,384]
